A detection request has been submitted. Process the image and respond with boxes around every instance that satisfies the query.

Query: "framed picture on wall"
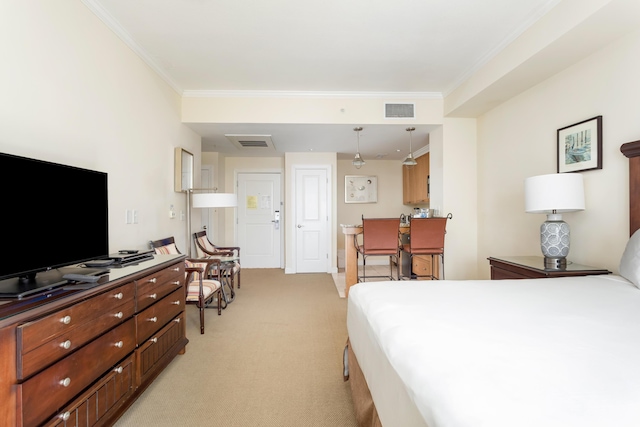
[345,175,377,203]
[557,116,603,173]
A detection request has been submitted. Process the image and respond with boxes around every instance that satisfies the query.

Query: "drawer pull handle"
[148,317,158,322]
[172,281,180,286]
[149,278,157,283]
[150,337,158,343]
[174,318,181,323]
[60,377,71,387]
[114,292,124,300]
[172,267,179,272]
[60,340,71,350]
[115,311,124,319]
[60,315,71,325]
[59,412,71,421]
[114,366,123,374]
[171,300,180,305]
[150,293,157,299]
[114,341,124,348]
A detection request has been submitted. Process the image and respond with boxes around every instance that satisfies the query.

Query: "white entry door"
[237,173,282,268]
[295,167,329,273]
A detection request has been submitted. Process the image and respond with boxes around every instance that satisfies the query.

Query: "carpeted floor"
[114,269,357,427]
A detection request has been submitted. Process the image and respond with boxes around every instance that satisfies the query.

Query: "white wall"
[476,29,640,277]
[0,1,201,253]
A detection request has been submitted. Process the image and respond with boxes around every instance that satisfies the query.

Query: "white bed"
[345,140,640,427]
[347,275,640,427]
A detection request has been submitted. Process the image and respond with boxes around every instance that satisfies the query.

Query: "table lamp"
[525,173,585,269]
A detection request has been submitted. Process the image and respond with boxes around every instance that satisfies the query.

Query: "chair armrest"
[187,257,223,280]
[216,246,240,256]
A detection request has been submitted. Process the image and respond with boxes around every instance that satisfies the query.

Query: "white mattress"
[347,275,640,427]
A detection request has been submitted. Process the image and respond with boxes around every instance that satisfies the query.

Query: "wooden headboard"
[620,140,640,236]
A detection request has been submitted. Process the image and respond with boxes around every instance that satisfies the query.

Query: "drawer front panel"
[17,282,135,354]
[136,265,183,311]
[19,319,136,427]
[138,312,185,384]
[136,288,183,344]
[412,255,433,279]
[43,353,135,427]
[18,298,136,380]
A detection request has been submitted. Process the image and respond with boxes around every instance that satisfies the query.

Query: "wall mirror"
[174,147,194,192]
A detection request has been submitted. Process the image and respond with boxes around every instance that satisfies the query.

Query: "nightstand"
[488,256,611,280]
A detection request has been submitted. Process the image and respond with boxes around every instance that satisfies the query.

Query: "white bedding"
[347,275,640,427]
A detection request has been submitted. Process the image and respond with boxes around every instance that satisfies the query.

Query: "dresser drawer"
[17,282,135,354]
[17,297,135,381]
[43,353,135,427]
[136,264,183,311]
[138,312,185,385]
[18,318,136,427]
[136,287,184,345]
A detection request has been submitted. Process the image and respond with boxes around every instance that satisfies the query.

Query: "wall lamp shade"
[525,173,585,268]
[192,193,237,208]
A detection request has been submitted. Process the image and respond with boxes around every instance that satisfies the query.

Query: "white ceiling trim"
[81,0,183,94]
[441,0,562,96]
[182,90,442,99]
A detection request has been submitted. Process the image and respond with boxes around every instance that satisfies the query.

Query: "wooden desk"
[341,224,410,297]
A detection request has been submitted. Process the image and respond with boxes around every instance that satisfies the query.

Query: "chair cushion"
[154,243,180,255]
[186,279,221,302]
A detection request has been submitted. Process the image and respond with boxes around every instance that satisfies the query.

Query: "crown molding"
[182,90,443,99]
[81,0,183,95]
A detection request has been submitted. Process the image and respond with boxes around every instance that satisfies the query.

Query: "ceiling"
[85,0,560,160]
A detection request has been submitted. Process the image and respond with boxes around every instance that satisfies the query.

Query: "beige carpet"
[114,269,357,427]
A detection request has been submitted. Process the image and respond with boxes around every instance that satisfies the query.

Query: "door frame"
[234,168,285,268]
[289,164,334,274]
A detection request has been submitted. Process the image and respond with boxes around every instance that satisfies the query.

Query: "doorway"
[237,172,283,268]
[294,166,330,273]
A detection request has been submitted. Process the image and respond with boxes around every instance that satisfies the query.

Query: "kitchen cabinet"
[403,153,429,204]
[400,251,440,280]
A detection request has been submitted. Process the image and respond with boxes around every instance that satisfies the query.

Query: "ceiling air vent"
[225,134,276,151]
[384,103,415,119]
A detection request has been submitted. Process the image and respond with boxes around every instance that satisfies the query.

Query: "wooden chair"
[354,217,401,282]
[402,217,448,280]
[150,237,223,334]
[193,230,241,292]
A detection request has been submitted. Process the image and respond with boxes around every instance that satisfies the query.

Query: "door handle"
[297,224,303,228]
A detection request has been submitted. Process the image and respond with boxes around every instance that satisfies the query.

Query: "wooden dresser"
[0,254,188,427]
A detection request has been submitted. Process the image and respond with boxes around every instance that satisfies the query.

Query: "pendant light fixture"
[352,126,365,169]
[402,127,418,166]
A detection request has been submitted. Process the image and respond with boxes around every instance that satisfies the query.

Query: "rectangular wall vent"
[238,140,269,148]
[384,103,415,119]
[225,134,275,150]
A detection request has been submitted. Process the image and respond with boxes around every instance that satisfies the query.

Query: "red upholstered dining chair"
[402,217,448,280]
[193,230,241,297]
[150,236,223,334]
[354,217,401,282]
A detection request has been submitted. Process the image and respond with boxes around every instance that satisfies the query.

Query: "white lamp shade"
[192,193,237,208]
[525,173,585,213]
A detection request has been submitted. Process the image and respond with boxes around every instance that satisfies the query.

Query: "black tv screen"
[0,152,108,292]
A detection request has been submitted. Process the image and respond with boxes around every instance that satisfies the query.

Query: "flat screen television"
[0,152,109,298]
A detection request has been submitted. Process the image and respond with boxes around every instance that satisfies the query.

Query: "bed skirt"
[345,339,383,427]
